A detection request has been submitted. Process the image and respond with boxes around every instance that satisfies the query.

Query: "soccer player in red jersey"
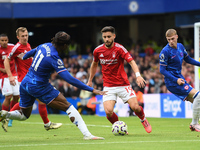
[0,34,20,127]
[3,27,62,132]
[87,26,152,133]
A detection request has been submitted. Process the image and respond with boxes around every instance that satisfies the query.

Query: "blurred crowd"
[50,36,195,100]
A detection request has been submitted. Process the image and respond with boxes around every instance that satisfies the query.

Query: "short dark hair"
[0,34,8,38]
[101,26,115,33]
[52,31,70,46]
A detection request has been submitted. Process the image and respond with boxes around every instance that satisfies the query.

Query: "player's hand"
[87,81,93,87]
[136,76,146,88]
[93,89,107,95]
[177,78,185,85]
[9,76,16,86]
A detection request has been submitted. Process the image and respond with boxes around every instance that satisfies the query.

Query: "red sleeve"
[93,49,99,62]
[119,46,133,63]
[7,43,20,60]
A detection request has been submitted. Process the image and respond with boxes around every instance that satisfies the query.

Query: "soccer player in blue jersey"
[159,29,200,132]
[0,31,106,140]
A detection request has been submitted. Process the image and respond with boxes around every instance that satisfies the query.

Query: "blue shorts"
[19,78,60,108]
[166,82,193,101]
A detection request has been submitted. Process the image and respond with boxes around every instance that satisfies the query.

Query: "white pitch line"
[20,122,111,127]
[0,140,200,148]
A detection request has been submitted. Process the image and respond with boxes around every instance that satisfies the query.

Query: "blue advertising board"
[160,94,185,118]
[0,0,200,19]
[95,95,106,116]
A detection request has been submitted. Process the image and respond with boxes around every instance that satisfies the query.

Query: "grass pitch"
[0,115,200,150]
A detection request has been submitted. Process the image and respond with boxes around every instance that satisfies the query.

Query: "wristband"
[135,72,141,77]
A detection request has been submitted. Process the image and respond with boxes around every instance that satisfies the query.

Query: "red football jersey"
[7,42,32,82]
[93,42,133,87]
[0,44,17,79]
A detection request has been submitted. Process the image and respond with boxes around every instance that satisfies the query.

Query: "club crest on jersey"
[160,54,165,62]
[112,52,116,58]
[180,52,183,57]
[57,59,63,66]
[184,85,189,90]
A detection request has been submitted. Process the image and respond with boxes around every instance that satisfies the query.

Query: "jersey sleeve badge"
[57,59,64,68]
[160,53,165,62]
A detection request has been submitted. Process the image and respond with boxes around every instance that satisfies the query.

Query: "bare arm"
[4,57,16,85]
[87,61,98,87]
[129,60,146,88]
[4,57,12,77]
[0,68,6,73]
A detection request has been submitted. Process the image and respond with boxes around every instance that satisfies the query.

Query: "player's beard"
[105,40,113,48]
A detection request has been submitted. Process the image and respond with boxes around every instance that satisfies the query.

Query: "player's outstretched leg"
[189,123,200,132]
[135,106,152,133]
[66,105,104,140]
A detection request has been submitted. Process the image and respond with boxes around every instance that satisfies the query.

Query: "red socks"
[135,106,145,120]
[10,100,18,109]
[2,104,9,111]
[10,102,20,111]
[38,104,49,124]
[107,112,118,124]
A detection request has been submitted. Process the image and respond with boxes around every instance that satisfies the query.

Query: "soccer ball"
[112,121,128,135]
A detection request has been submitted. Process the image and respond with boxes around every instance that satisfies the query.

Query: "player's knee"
[130,105,140,112]
[20,114,28,120]
[105,110,113,117]
[13,95,20,102]
[5,95,13,101]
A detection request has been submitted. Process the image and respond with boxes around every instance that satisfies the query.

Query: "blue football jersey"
[26,43,66,84]
[159,43,188,86]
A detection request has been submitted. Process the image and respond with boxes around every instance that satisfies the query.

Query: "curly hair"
[52,31,70,46]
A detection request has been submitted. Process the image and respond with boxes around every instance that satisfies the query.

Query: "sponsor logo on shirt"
[2,51,6,60]
[100,59,118,65]
[2,55,6,60]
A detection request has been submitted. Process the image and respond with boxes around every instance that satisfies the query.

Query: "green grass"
[0,115,200,150]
